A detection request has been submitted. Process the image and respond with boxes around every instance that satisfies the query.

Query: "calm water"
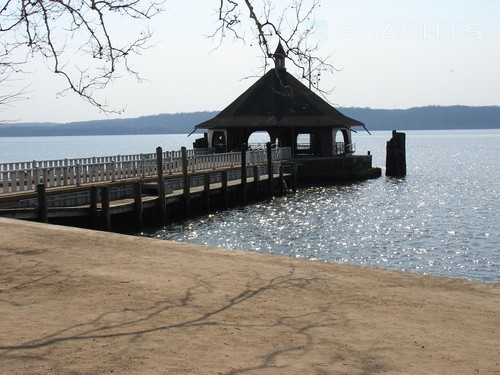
[0,134,194,163]
[1,130,499,283]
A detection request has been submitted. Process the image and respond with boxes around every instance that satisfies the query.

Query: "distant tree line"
[0,106,498,137]
[341,106,500,131]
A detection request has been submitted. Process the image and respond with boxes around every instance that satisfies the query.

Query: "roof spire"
[273,42,286,70]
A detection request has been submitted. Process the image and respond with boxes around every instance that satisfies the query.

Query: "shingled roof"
[195,65,363,130]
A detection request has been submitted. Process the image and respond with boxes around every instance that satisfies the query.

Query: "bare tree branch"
[206,0,244,51]
[0,0,164,113]
[1,0,335,118]
[0,45,31,122]
[214,0,337,95]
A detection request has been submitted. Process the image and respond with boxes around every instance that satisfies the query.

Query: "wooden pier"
[0,145,295,232]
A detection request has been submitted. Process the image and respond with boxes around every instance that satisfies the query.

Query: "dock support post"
[36,183,48,223]
[89,186,98,229]
[279,165,286,195]
[181,147,190,218]
[253,165,260,183]
[291,162,297,193]
[134,182,143,232]
[221,170,229,210]
[204,173,211,213]
[241,144,247,205]
[253,165,260,198]
[101,186,110,231]
[266,142,274,197]
[156,147,167,226]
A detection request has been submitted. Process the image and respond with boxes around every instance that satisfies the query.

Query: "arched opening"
[212,130,227,153]
[333,128,353,155]
[247,131,271,150]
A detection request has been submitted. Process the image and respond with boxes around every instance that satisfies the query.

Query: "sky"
[2,0,499,123]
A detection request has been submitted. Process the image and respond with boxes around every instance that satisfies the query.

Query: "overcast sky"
[2,0,499,123]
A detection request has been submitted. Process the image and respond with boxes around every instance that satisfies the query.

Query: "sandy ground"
[0,217,499,374]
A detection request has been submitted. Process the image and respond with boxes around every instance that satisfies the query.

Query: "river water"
[1,130,498,283]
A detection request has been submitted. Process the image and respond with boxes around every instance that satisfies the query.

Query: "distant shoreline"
[1,128,499,139]
[1,105,499,137]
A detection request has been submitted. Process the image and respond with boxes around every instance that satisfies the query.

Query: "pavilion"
[194,43,365,157]
[194,43,381,182]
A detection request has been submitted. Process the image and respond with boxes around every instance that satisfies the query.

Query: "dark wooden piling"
[221,170,229,210]
[266,142,274,197]
[36,184,48,223]
[89,186,98,229]
[253,165,260,198]
[241,144,247,205]
[289,162,298,193]
[203,173,211,213]
[134,182,143,232]
[386,130,407,177]
[181,147,190,218]
[156,147,167,226]
[253,165,260,183]
[279,165,286,195]
[100,186,110,231]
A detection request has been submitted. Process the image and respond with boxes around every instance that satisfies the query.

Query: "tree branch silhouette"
[214,0,336,93]
[0,0,164,113]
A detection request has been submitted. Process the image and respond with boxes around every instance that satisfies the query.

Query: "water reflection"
[148,177,498,283]
[146,131,499,283]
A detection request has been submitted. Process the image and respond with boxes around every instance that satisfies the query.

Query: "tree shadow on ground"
[0,255,390,374]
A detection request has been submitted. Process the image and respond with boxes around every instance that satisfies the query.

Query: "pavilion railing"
[295,142,356,155]
[334,142,356,155]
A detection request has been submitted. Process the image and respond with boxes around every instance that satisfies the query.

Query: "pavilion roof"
[195,67,364,130]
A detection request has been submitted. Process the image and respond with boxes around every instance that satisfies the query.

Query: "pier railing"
[0,147,291,194]
[334,142,356,155]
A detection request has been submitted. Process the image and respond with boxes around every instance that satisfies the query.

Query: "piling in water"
[386,130,406,177]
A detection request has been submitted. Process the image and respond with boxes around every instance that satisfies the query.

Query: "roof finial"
[273,42,286,70]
